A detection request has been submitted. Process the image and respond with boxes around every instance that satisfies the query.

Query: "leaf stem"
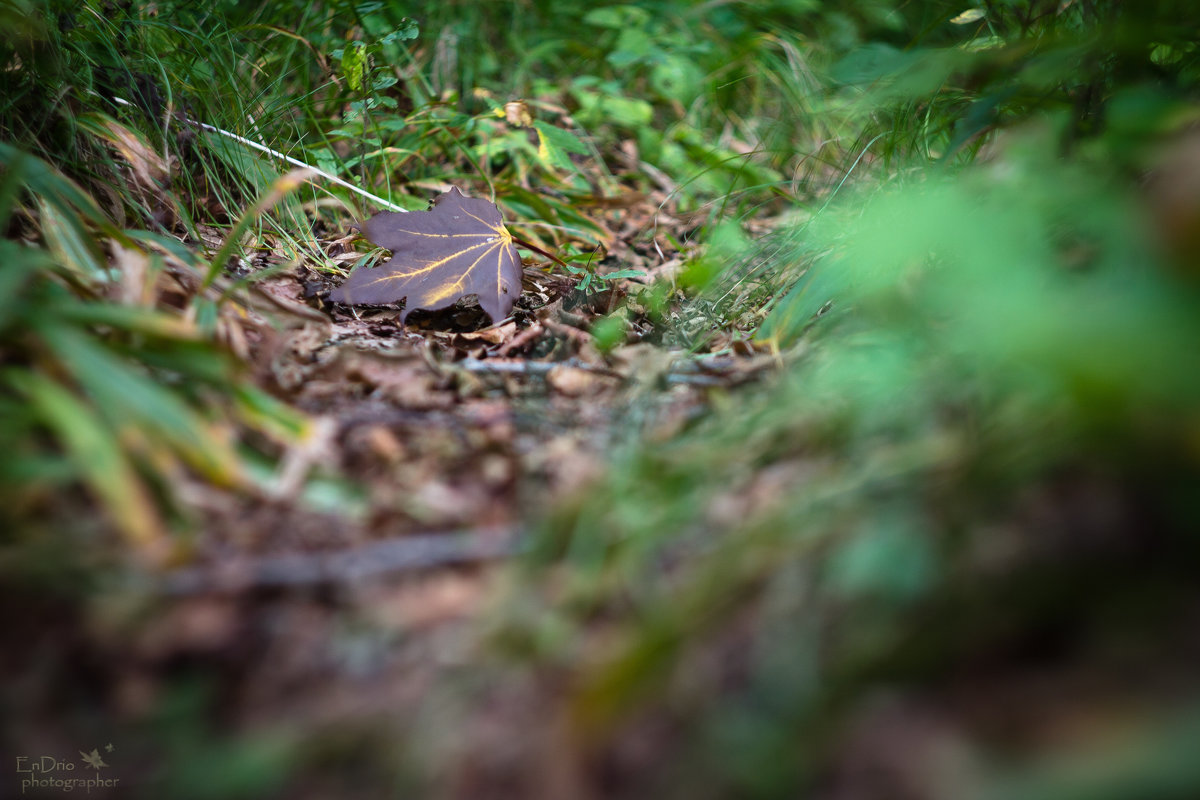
[510,235,569,269]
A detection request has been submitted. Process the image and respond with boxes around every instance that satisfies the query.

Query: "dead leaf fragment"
[504,100,534,128]
[546,365,612,397]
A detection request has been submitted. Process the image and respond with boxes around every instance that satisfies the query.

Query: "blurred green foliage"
[518,1,1200,797]
[0,143,309,555]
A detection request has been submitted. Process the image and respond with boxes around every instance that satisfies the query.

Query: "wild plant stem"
[110,95,409,213]
[510,235,569,269]
[186,117,410,213]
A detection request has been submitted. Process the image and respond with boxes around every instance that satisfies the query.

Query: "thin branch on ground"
[160,526,520,594]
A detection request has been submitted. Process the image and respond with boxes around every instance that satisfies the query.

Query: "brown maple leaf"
[331,188,523,324]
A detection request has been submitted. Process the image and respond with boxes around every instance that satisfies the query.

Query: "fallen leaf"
[503,99,534,128]
[331,188,523,324]
[546,365,614,397]
[449,320,518,347]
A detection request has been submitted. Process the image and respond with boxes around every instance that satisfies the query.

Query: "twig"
[453,355,773,387]
[111,95,409,213]
[187,117,409,213]
[495,323,545,357]
[543,318,594,343]
[268,416,337,500]
[454,357,622,380]
[160,526,519,594]
[666,372,749,387]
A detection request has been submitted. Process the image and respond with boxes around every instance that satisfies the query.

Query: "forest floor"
[7,4,1200,798]
[8,136,1200,800]
[5,182,791,798]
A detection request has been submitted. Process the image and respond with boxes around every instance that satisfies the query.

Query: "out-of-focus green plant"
[762,125,1200,397]
[493,3,1200,797]
[513,127,1200,794]
[825,0,1200,163]
[0,145,309,558]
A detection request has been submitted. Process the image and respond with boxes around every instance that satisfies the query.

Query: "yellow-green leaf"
[15,371,165,554]
[951,8,987,24]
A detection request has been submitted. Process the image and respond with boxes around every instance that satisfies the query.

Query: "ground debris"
[161,526,519,594]
[2,181,780,798]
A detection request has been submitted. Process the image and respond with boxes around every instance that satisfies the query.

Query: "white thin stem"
[111,95,408,212]
[189,118,409,212]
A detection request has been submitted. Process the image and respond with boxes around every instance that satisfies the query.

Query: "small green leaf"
[583,5,650,28]
[950,8,986,24]
[341,41,368,93]
[371,74,398,91]
[604,269,647,281]
[380,18,419,44]
[591,313,628,352]
[532,121,588,172]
